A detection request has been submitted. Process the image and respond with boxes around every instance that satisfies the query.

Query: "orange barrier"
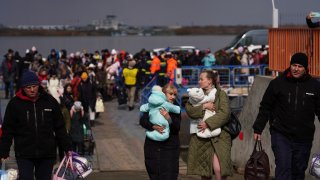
[269,28,320,77]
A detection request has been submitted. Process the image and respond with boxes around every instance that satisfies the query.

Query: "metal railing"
[140,65,271,108]
[176,65,270,88]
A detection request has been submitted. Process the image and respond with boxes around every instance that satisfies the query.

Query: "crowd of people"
[0,12,318,180]
[0,45,269,100]
[0,44,270,179]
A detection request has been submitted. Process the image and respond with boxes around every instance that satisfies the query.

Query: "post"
[272,0,279,28]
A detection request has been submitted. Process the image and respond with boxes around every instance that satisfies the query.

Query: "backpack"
[224,111,241,140]
[244,140,270,180]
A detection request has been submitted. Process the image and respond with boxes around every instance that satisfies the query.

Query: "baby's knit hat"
[152,85,162,92]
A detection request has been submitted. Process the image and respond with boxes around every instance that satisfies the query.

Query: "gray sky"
[0,0,319,26]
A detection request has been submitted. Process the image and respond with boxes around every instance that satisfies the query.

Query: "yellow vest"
[123,68,138,85]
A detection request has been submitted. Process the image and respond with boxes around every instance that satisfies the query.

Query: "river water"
[0,35,234,55]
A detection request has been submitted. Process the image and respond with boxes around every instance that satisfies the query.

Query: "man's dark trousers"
[271,130,312,180]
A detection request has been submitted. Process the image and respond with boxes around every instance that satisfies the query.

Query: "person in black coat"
[78,72,97,126]
[0,71,72,180]
[253,53,320,179]
[139,83,181,180]
[306,12,320,28]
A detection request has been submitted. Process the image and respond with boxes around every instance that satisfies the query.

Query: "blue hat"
[20,71,39,87]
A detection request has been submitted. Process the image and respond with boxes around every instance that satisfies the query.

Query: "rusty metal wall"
[269,28,320,77]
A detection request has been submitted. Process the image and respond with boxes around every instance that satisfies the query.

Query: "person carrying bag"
[244,140,270,180]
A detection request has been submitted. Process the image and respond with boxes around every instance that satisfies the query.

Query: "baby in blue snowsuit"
[140,85,180,141]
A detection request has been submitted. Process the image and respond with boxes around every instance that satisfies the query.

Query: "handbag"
[52,155,78,180]
[224,111,241,140]
[244,140,270,180]
[0,160,18,180]
[72,154,93,178]
[95,98,104,113]
[309,153,320,178]
[7,168,18,180]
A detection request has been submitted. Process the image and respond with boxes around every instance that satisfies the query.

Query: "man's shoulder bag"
[244,140,270,180]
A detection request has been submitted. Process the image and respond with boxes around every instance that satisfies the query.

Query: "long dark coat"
[78,80,96,113]
[140,110,181,180]
[70,111,84,143]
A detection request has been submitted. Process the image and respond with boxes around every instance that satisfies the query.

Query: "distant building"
[92,15,120,30]
[15,25,70,30]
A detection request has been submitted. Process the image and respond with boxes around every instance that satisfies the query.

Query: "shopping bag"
[309,153,320,178]
[89,107,95,121]
[244,140,270,180]
[7,168,18,180]
[0,160,8,180]
[95,98,104,113]
[71,152,93,178]
[53,155,78,180]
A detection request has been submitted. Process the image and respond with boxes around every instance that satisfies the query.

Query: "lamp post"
[272,0,278,28]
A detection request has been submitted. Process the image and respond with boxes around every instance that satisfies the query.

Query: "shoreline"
[0,25,273,36]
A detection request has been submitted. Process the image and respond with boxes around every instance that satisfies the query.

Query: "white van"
[216,29,268,54]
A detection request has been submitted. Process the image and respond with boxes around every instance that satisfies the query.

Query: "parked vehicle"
[216,29,268,55]
[151,46,196,57]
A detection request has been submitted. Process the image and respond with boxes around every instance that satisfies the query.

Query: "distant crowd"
[0,45,269,104]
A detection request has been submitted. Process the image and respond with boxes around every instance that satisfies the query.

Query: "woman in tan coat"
[185,70,232,180]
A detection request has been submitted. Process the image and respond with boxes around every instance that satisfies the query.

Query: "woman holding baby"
[139,83,181,180]
[185,70,232,180]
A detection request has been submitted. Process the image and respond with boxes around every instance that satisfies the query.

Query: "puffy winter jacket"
[0,88,72,159]
[253,68,320,141]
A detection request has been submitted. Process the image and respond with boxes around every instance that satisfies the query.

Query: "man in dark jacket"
[253,52,320,180]
[0,71,72,180]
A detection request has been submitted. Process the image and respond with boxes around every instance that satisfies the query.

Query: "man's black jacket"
[253,68,320,141]
[0,88,72,158]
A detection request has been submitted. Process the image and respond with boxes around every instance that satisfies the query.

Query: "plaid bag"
[53,155,78,180]
[71,152,93,178]
[310,153,320,178]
